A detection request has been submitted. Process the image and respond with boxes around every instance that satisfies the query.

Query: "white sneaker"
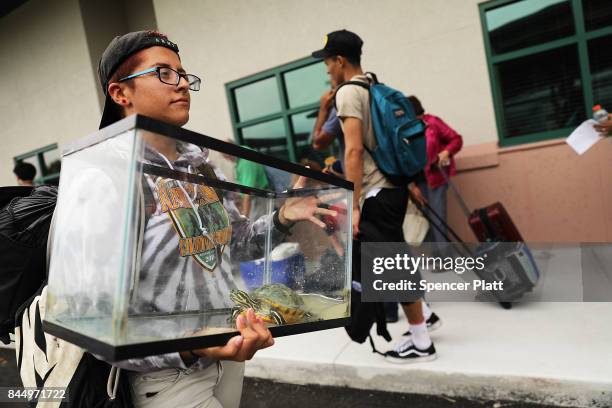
[384,339,437,364]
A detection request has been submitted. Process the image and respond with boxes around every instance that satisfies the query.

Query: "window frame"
[225,56,325,162]
[479,0,612,146]
[13,143,60,184]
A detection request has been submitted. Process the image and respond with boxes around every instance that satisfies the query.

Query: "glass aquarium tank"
[44,115,352,361]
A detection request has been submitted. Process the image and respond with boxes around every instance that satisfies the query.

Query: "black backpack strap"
[368,334,387,356]
[364,71,380,84]
[333,79,375,157]
[333,80,370,111]
[374,301,392,342]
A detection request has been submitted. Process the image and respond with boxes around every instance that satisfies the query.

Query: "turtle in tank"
[229,283,313,325]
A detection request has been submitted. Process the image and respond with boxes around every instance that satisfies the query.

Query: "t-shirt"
[236,157,270,190]
[236,152,270,219]
[335,75,395,206]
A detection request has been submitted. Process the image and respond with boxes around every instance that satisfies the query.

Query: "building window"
[13,143,61,185]
[226,57,337,164]
[480,0,612,146]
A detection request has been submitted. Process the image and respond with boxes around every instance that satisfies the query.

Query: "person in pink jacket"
[408,96,463,260]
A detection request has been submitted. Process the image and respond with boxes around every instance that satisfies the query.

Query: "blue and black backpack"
[335,72,427,185]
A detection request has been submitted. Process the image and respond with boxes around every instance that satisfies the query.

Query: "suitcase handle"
[437,163,515,242]
[408,189,473,257]
[410,188,515,309]
[436,162,472,218]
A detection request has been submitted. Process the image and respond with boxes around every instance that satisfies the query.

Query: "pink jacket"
[422,114,463,189]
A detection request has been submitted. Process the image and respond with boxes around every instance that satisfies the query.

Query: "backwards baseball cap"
[98,30,180,129]
[311,29,363,60]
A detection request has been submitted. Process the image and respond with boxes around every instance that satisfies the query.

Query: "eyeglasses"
[118,66,201,91]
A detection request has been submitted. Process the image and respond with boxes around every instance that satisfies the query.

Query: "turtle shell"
[250,284,309,324]
[251,284,304,308]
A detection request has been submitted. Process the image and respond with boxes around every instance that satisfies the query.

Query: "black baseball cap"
[311,29,363,60]
[98,30,180,129]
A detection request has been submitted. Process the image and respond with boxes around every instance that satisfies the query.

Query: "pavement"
[0,348,579,408]
[241,377,575,408]
[245,301,612,408]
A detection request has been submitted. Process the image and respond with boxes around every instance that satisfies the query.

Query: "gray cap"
[98,30,179,129]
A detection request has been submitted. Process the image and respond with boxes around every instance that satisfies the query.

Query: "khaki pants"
[129,361,245,408]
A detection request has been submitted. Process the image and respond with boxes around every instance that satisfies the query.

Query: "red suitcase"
[438,166,523,243]
[468,202,524,242]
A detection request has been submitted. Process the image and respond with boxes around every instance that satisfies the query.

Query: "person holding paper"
[594,114,612,136]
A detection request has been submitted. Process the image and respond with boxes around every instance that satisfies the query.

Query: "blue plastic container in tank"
[240,253,305,290]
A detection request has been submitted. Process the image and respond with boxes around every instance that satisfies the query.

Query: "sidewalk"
[245,301,612,408]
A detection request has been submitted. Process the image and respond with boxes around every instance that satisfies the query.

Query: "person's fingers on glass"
[312,202,338,222]
[232,314,254,361]
[118,66,202,91]
[255,317,275,349]
[245,309,273,350]
[282,196,338,228]
[235,310,263,360]
[306,213,327,229]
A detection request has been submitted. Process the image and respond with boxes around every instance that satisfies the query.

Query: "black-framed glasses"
[119,66,201,91]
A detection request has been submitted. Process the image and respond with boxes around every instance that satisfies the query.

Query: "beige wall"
[79,0,158,110]
[152,0,497,147]
[450,138,612,242]
[0,0,101,186]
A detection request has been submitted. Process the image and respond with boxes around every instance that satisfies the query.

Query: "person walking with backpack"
[312,30,436,363]
[408,95,463,261]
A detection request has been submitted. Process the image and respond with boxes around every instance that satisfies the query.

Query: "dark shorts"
[353,187,423,304]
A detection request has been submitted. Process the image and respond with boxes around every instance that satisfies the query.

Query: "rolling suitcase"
[412,166,539,307]
[441,167,523,243]
[469,202,524,242]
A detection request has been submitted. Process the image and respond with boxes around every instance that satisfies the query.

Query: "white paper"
[566,119,603,155]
